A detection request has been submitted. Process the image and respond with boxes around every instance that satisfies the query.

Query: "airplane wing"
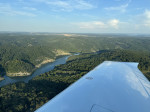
[35,61,150,112]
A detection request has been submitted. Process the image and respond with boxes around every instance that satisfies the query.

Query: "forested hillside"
[0,50,150,112]
[0,33,150,77]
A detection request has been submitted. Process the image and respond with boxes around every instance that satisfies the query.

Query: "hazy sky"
[0,0,150,33]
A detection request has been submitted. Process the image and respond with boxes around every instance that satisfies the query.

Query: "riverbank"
[0,77,4,81]
[35,59,55,68]
[5,52,71,77]
[0,55,71,87]
[5,58,55,77]
[36,50,72,68]
[7,72,31,77]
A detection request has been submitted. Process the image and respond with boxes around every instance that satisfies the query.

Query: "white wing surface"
[35,61,150,112]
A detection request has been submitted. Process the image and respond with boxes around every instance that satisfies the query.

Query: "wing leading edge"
[35,61,150,112]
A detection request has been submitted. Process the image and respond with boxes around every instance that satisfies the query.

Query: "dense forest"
[0,50,150,112]
[0,33,150,77]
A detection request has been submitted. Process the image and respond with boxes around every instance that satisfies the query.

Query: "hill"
[0,33,150,76]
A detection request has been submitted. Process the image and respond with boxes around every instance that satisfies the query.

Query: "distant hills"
[0,33,150,76]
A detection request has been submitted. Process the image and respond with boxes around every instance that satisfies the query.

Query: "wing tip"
[103,61,139,68]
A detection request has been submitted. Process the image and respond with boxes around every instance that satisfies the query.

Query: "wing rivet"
[86,77,93,80]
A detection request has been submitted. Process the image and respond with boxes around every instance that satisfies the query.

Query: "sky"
[0,0,150,34]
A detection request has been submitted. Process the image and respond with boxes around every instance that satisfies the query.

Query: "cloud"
[74,0,94,10]
[23,7,37,11]
[144,10,150,27]
[108,19,119,29]
[145,10,150,19]
[105,0,132,13]
[73,19,120,29]
[33,0,95,12]
[0,3,36,17]
[121,9,150,32]
[45,0,72,11]
[74,21,106,29]
[105,4,128,13]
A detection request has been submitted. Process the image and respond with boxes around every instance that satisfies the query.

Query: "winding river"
[0,55,73,87]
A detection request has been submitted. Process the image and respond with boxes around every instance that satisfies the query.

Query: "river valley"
[0,55,70,87]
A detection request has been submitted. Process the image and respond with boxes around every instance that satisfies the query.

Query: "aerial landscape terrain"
[0,33,150,111]
[0,0,150,111]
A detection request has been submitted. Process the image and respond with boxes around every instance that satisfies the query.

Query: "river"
[0,55,72,87]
